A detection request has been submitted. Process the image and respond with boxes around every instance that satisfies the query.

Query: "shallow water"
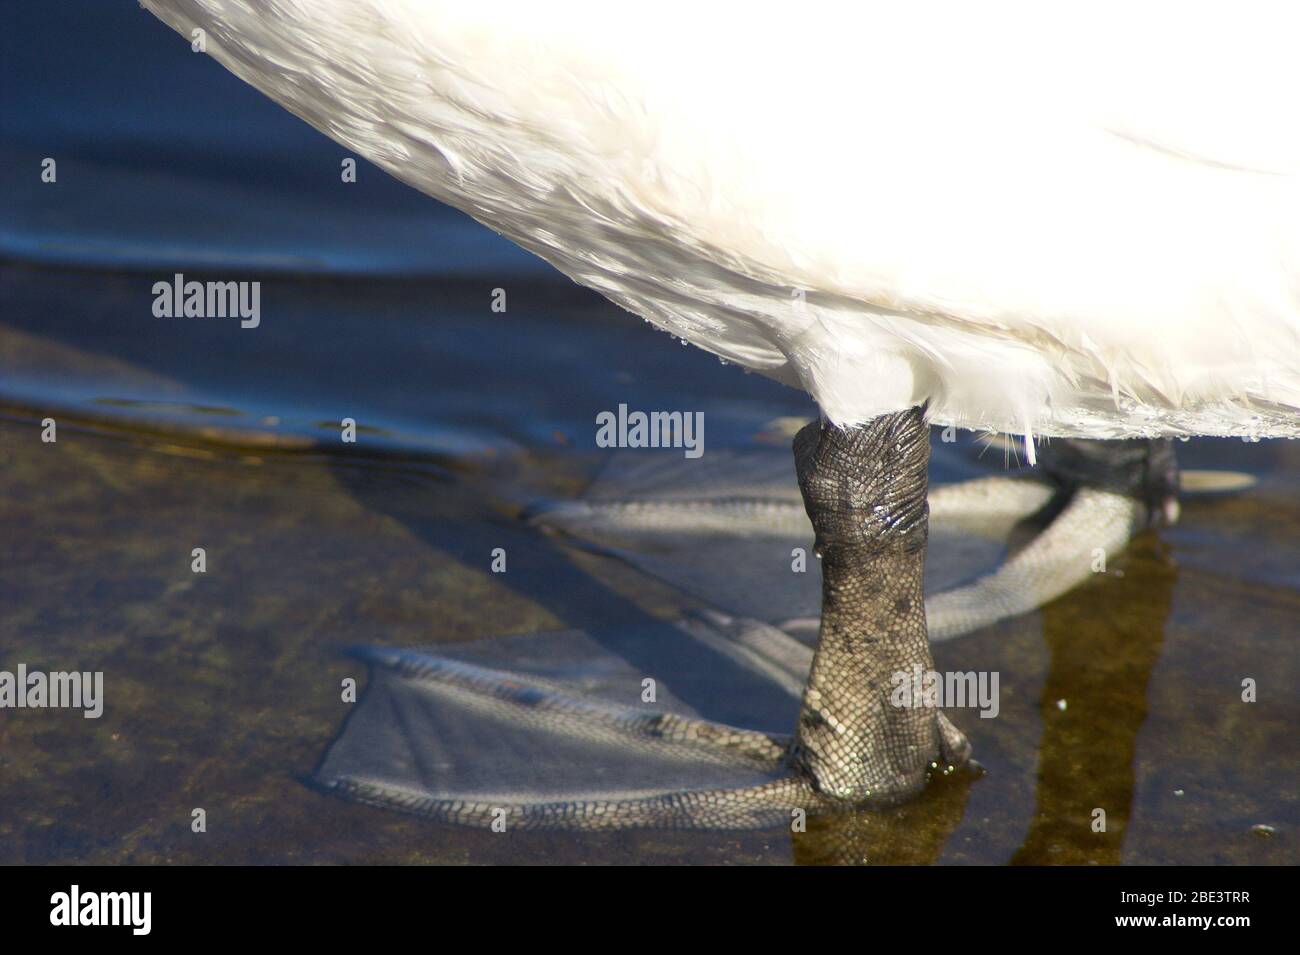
[2,259,1297,864]
[1,3,1297,864]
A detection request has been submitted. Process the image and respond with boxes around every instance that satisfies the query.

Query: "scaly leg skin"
[791,409,971,802]
[318,407,975,830]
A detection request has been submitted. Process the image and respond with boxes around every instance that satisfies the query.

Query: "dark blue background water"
[1,1,550,277]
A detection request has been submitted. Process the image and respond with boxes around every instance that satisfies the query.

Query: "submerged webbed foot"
[314,426,1223,831]
[314,618,974,830]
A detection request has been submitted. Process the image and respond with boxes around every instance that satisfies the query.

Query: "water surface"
[0,1,1295,865]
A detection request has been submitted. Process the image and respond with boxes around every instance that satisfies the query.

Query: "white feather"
[142,0,1300,439]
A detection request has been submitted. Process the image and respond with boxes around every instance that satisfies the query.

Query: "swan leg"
[314,412,990,829]
[1038,436,1181,528]
[923,437,1180,640]
[317,563,974,829]
[317,433,1181,830]
[790,410,970,801]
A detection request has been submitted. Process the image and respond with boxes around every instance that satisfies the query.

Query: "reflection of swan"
[1011,535,1177,864]
[143,1,1298,824]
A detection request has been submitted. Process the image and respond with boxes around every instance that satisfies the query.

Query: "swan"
[141,0,1300,826]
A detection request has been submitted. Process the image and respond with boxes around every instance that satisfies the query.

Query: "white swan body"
[143,1,1300,444]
